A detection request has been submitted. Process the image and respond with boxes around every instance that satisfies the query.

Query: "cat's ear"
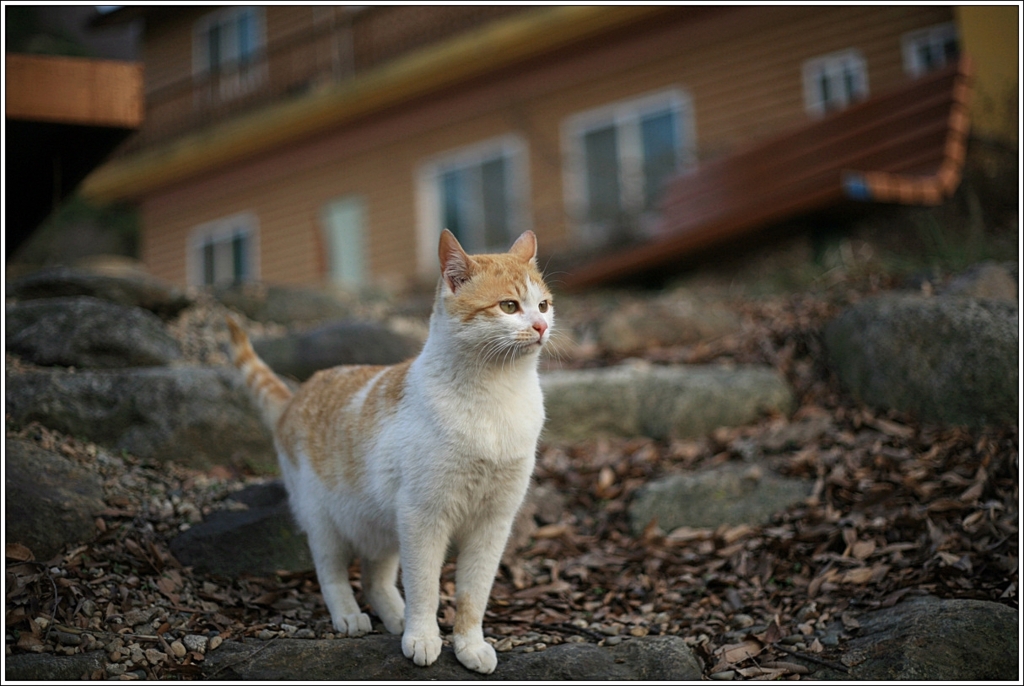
[439,229,473,293]
[509,230,537,263]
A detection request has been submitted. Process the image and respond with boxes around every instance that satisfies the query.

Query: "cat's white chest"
[431,368,545,461]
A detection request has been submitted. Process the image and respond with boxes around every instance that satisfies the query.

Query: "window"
[802,49,869,117]
[188,213,259,287]
[562,89,694,246]
[902,23,959,77]
[193,6,266,101]
[416,135,529,272]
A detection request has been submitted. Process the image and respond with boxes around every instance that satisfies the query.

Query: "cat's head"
[434,229,553,361]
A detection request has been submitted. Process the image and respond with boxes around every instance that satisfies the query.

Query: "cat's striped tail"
[226,316,292,429]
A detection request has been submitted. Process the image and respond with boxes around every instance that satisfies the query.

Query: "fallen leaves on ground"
[5,279,1018,680]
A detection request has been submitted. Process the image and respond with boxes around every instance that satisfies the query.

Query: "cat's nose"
[532,320,548,337]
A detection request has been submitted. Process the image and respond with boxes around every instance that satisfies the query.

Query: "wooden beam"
[5,54,143,128]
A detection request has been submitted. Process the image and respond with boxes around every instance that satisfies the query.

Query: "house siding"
[136,5,953,290]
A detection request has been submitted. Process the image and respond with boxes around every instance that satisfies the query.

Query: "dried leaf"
[5,543,35,562]
[717,638,764,664]
[840,567,873,585]
[851,540,876,560]
[534,523,569,539]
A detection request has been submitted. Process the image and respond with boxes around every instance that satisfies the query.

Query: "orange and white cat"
[227,229,552,674]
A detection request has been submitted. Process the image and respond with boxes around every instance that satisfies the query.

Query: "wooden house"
[83,5,970,292]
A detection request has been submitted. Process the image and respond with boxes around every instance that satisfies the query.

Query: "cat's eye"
[538,300,550,313]
[499,300,519,314]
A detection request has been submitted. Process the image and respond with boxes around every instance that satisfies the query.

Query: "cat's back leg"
[304,513,372,636]
[362,553,405,634]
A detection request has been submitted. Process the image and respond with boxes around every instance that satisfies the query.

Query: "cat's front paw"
[402,631,442,667]
[333,612,372,637]
[454,636,497,674]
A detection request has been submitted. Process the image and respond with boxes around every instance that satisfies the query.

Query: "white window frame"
[902,22,959,78]
[415,134,531,276]
[561,87,695,247]
[192,6,268,102]
[187,212,260,287]
[802,49,869,118]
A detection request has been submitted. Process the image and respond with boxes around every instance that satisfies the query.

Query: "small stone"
[710,670,736,680]
[123,609,154,628]
[495,637,514,652]
[571,618,589,629]
[294,629,315,639]
[732,614,755,629]
[257,629,275,641]
[534,643,547,651]
[55,630,82,646]
[280,623,298,635]
[128,645,145,664]
[105,664,127,677]
[208,635,223,651]
[522,646,534,653]
[629,626,649,637]
[599,625,620,636]
[605,635,624,646]
[566,635,586,643]
[144,648,166,664]
[169,641,187,658]
[182,634,209,653]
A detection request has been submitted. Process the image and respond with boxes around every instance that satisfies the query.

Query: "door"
[322,196,366,289]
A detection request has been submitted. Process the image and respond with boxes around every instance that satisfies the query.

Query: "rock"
[943,261,1018,301]
[3,650,106,681]
[504,482,567,564]
[4,438,106,560]
[170,482,312,577]
[4,366,276,472]
[824,293,1018,426]
[835,596,1018,680]
[541,362,794,442]
[5,296,182,369]
[628,463,812,534]
[598,298,741,354]
[200,634,702,680]
[7,266,191,319]
[215,283,351,325]
[253,321,423,381]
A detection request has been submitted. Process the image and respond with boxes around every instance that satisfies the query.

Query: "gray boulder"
[629,462,812,534]
[200,634,702,680]
[4,366,276,472]
[215,283,351,325]
[170,482,312,577]
[834,596,1018,680]
[824,293,1018,426]
[943,260,1017,301]
[253,321,422,381]
[7,266,191,319]
[541,362,794,442]
[4,438,105,561]
[6,296,182,369]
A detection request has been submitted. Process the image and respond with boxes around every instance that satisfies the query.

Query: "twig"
[551,622,606,642]
[772,643,850,673]
[206,635,279,679]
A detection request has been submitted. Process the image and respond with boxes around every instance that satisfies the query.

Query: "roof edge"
[80,5,669,204]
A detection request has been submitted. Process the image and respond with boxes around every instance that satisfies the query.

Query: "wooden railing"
[561,57,973,290]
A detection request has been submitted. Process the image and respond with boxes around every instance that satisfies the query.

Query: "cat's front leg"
[398,512,449,667]
[451,515,515,674]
